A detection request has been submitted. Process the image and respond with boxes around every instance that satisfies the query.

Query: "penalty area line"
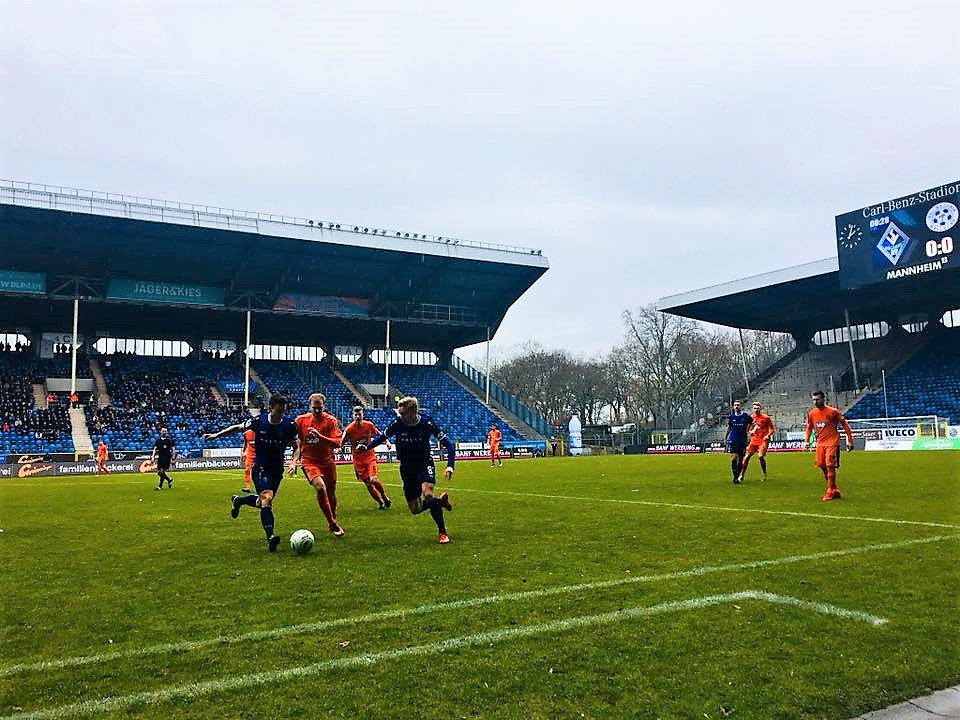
[0,590,885,720]
[3,533,951,679]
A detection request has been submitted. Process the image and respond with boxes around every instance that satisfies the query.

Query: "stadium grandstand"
[0,180,552,468]
[657,181,960,448]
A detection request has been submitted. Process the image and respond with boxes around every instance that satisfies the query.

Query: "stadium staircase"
[247,367,270,408]
[330,367,372,407]
[449,354,554,439]
[210,385,228,406]
[445,367,538,440]
[32,383,47,409]
[69,407,94,458]
[88,359,111,407]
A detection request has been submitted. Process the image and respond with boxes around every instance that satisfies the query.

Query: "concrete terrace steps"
[330,366,372,407]
[69,407,94,457]
[88,358,111,407]
[445,367,538,441]
[31,383,46,409]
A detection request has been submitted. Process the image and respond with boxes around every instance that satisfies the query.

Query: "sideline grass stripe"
[3,533,947,678]
[455,487,960,529]
[0,590,886,720]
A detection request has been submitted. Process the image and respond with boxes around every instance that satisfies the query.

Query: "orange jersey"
[343,419,382,463]
[487,428,502,447]
[242,429,256,465]
[748,413,775,442]
[96,445,108,461]
[295,412,342,464]
[804,405,853,448]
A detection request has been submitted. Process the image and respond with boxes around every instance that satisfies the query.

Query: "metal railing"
[450,354,553,437]
[0,179,545,257]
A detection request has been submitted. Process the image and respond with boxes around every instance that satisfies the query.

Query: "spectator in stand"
[69,391,79,408]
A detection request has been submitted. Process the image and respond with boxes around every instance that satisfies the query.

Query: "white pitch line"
[0,590,885,720]
[452,487,960,529]
[3,533,950,678]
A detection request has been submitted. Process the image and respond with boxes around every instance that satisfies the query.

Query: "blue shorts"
[726,440,747,455]
[252,464,284,494]
[400,462,436,502]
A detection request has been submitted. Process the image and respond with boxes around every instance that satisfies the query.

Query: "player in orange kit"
[95,440,110,475]
[738,402,775,482]
[486,424,503,467]
[291,393,344,536]
[803,390,854,501]
[341,405,392,509]
[240,428,255,493]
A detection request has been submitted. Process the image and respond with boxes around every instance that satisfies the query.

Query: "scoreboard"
[836,181,959,290]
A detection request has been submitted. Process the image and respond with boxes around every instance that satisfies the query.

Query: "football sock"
[731,457,739,479]
[365,483,382,504]
[372,479,387,497]
[260,506,275,538]
[759,457,767,474]
[428,503,446,534]
[239,494,258,507]
[316,491,337,525]
[826,469,837,489]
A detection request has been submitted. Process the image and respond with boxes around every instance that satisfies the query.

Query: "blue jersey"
[243,412,297,471]
[369,413,455,468]
[726,411,751,444]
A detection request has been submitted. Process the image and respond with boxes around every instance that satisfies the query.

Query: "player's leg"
[242,464,252,493]
[728,444,741,483]
[254,467,282,551]
[758,447,768,479]
[357,464,384,507]
[419,465,452,543]
[739,448,754,481]
[370,460,390,508]
[323,462,339,518]
[155,466,164,490]
[825,447,841,498]
[305,463,342,536]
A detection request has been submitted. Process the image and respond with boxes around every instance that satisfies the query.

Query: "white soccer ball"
[289,529,315,555]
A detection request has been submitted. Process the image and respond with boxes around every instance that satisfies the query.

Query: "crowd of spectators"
[89,355,246,453]
[0,352,74,453]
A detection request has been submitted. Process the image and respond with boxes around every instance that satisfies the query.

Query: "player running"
[203,395,299,552]
[356,396,454,544]
[341,405,392,510]
[290,393,345,537]
[804,390,854,501]
[151,427,176,490]
[738,402,775,482]
[486,423,503,467]
[725,400,750,484]
[95,439,110,476]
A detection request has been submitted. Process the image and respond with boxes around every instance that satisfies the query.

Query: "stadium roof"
[657,257,957,336]
[0,181,549,350]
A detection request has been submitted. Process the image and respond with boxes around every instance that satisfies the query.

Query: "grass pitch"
[1,451,958,720]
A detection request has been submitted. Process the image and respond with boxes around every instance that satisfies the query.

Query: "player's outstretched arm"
[202,422,246,441]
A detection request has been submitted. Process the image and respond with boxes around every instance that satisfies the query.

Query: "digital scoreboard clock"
[835,181,958,290]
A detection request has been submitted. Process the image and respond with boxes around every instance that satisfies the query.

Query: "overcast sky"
[1,0,958,367]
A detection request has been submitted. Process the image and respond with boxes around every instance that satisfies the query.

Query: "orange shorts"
[814,445,841,469]
[302,460,337,486]
[490,444,500,457]
[353,456,378,482]
[746,439,768,456]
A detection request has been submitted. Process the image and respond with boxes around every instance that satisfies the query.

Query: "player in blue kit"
[356,396,455,544]
[202,395,299,552]
[726,399,751,484]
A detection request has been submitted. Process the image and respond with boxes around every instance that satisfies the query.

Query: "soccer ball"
[289,529,315,555]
